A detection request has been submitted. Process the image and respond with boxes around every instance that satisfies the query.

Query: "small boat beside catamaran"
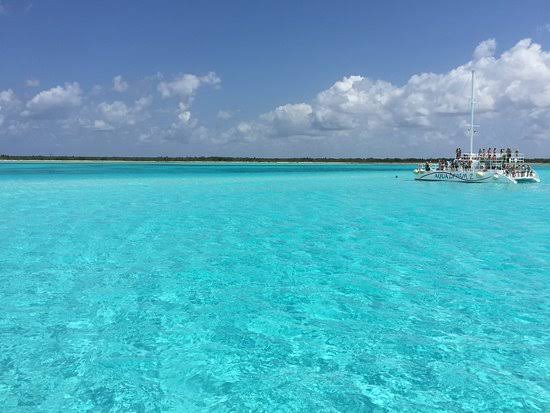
[414,71,540,184]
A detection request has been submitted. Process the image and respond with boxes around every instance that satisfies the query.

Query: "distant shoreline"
[1,155,549,164]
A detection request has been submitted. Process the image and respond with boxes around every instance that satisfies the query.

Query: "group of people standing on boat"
[436,158,471,172]
[454,147,520,161]
[505,163,534,178]
[478,147,519,161]
[428,144,530,174]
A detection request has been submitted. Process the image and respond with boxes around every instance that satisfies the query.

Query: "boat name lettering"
[433,172,473,180]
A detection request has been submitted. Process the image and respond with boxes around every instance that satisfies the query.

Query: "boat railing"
[416,153,531,172]
[459,152,525,162]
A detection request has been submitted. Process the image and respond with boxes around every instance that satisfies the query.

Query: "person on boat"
[506,147,512,161]
[458,147,462,159]
[425,161,430,171]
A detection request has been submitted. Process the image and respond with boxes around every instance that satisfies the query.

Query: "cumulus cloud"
[0,89,16,105]
[96,95,152,127]
[113,75,128,92]
[176,102,195,127]
[24,82,82,117]
[158,71,221,127]
[158,72,220,99]
[0,89,19,131]
[93,119,114,131]
[134,95,153,111]
[260,103,315,136]
[231,38,550,153]
[473,39,496,60]
[98,101,131,124]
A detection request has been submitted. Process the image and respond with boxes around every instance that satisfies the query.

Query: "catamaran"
[414,71,540,184]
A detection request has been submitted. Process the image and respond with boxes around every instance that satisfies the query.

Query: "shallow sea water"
[0,162,548,412]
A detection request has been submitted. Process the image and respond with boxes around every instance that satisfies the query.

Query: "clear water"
[0,162,548,412]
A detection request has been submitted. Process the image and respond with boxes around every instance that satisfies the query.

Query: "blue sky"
[1,0,550,157]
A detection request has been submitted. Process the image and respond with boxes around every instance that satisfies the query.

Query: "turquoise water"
[0,162,548,412]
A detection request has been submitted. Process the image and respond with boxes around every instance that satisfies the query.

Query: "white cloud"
[176,102,195,127]
[134,95,153,111]
[93,119,114,131]
[178,110,192,124]
[25,79,40,88]
[96,95,152,127]
[201,71,222,87]
[158,74,200,99]
[113,75,129,92]
[0,89,16,105]
[98,101,130,124]
[260,103,314,136]
[24,82,82,116]
[157,72,220,98]
[232,39,550,153]
[158,71,221,126]
[0,89,21,132]
[473,39,496,60]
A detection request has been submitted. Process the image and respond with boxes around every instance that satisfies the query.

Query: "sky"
[1,0,550,157]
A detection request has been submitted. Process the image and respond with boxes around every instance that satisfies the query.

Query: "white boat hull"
[414,170,494,183]
[414,170,539,184]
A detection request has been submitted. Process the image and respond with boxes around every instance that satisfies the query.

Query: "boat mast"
[469,70,475,155]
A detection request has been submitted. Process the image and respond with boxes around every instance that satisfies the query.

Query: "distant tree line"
[0,155,549,163]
